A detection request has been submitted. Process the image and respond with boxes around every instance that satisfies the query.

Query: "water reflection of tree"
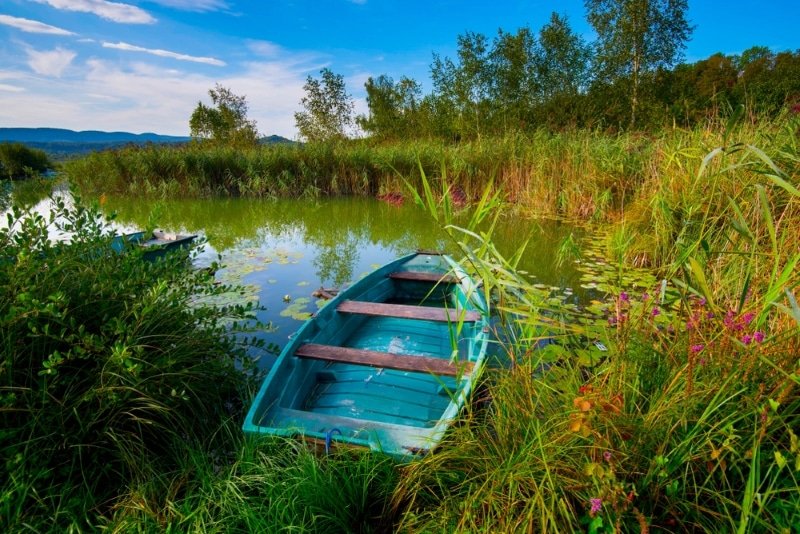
[312,233,360,286]
[99,195,582,288]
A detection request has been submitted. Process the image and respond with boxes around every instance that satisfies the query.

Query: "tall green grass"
[391,139,800,531]
[65,119,798,269]
[7,119,799,531]
[0,195,262,530]
[105,428,398,532]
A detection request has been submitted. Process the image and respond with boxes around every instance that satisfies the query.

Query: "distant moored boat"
[111,230,197,261]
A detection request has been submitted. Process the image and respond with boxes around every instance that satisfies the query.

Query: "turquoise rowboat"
[111,230,197,261]
[242,252,490,459]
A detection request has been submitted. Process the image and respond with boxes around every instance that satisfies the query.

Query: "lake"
[5,186,610,369]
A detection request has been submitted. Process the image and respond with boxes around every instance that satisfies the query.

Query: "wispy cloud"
[102,41,226,66]
[248,40,283,58]
[146,0,230,12]
[33,0,156,24]
[0,52,316,137]
[26,46,77,77]
[0,83,25,92]
[0,14,75,35]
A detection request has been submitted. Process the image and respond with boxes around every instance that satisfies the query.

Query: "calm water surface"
[102,196,591,366]
[5,186,595,369]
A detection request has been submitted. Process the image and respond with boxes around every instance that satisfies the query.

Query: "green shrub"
[0,195,261,530]
[0,143,51,180]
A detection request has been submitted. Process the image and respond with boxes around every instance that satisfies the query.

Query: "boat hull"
[111,230,196,261]
[242,252,490,459]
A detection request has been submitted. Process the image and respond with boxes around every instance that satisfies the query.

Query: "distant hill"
[0,128,295,159]
[0,128,190,144]
[260,134,295,145]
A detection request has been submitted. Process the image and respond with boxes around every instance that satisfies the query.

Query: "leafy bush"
[0,195,261,530]
[0,143,52,180]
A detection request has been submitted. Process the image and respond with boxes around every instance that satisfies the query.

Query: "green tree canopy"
[535,13,591,99]
[586,0,693,127]
[294,68,355,143]
[357,75,422,141]
[489,27,537,131]
[189,84,259,147]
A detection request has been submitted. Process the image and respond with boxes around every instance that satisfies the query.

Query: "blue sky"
[1,0,798,138]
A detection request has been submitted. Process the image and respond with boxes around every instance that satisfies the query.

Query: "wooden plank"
[295,343,473,376]
[389,271,459,284]
[337,300,480,322]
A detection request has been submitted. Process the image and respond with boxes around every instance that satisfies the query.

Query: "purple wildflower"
[619,291,630,302]
[742,334,753,345]
[753,331,765,343]
[651,307,661,317]
[642,292,650,301]
[724,310,735,329]
[706,311,715,319]
[742,312,755,325]
[590,498,603,515]
[603,451,612,462]
[690,344,704,353]
[699,297,707,307]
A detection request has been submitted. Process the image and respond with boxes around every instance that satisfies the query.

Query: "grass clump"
[0,194,261,530]
[106,433,398,532]
[392,140,800,531]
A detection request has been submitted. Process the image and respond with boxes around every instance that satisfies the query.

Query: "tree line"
[190,1,800,146]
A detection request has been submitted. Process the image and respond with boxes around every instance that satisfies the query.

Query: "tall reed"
[391,141,800,531]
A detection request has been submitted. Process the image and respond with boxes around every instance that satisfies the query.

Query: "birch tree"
[586,0,692,127]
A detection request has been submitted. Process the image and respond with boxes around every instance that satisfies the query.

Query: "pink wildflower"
[603,451,612,462]
[724,310,735,329]
[742,334,753,345]
[753,331,765,343]
[590,498,602,516]
[651,307,660,317]
[619,291,629,303]
[642,292,650,301]
[690,344,704,353]
[742,312,755,325]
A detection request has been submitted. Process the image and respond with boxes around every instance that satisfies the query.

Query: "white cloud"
[33,0,156,24]
[0,14,75,35]
[248,40,283,58]
[0,83,25,92]
[0,54,317,137]
[26,46,77,77]
[145,0,230,12]
[102,41,226,66]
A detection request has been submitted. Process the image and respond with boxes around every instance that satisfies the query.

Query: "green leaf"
[774,451,787,469]
[765,173,800,197]
[687,257,715,308]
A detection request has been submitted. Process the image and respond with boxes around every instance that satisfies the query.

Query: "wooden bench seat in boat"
[388,271,460,284]
[337,300,481,323]
[295,343,474,377]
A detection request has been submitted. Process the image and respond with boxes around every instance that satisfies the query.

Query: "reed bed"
[391,132,800,532]
[5,117,798,531]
